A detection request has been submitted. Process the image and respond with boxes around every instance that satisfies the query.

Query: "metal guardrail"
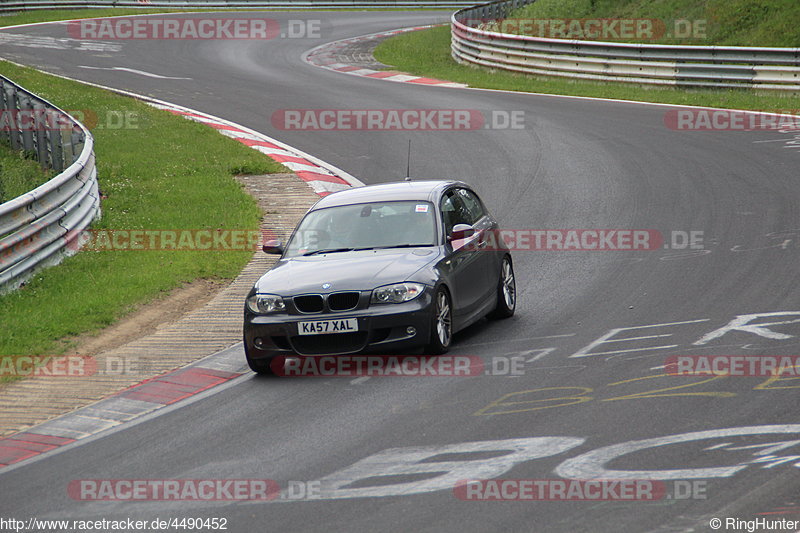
[0,0,481,12]
[452,0,800,90]
[0,75,99,293]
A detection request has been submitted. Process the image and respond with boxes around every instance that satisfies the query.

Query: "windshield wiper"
[369,244,435,249]
[302,247,355,256]
[303,245,433,256]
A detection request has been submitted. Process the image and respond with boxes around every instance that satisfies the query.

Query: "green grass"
[0,8,211,28]
[374,25,800,110]
[509,0,800,46]
[0,60,285,368]
[0,142,52,203]
[0,6,446,29]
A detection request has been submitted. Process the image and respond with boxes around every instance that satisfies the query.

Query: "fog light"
[254,337,264,348]
[406,326,416,336]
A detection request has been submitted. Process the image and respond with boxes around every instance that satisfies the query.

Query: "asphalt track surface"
[2,11,800,533]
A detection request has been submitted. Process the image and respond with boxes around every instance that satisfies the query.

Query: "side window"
[440,191,471,236]
[457,188,486,224]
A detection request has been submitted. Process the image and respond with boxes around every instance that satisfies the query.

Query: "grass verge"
[510,0,800,46]
[0,7,448,29]
[0,8,215,28]
[0,142,52,203]
[0,60,285,375]
[373,25,800,111]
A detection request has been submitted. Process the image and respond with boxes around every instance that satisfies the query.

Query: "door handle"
[475,230,488,248]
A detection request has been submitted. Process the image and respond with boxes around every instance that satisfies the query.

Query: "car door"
[454,187,498,302]
[438,188,491,324]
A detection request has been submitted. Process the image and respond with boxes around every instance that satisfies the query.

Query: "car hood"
[254,248,441,294]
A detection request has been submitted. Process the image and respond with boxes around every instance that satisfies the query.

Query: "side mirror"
[262,239,284,255]
[449,223,475,242]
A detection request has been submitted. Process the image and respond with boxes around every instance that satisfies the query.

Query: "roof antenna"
[404,139,412,181]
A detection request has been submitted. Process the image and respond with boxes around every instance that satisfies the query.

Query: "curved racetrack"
[1,11,800,533]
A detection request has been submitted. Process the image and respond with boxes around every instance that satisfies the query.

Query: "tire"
[425,287,453,354]
[488,256,516,319]
[244,341,277,375]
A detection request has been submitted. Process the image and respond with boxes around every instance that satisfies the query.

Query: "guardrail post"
[4,85,21,151]
[0,80,9,147]
[32,102,49,169]
[48,109,64,173]
[61,123,75,164]
[18,94,35,153]
[70,127,84,165]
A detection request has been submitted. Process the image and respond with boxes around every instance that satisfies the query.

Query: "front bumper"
[243,292,434,359]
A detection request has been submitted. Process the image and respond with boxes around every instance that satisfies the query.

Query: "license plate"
[298,318,358,335]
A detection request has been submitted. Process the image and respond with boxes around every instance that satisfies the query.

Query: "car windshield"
[284,200,437,258]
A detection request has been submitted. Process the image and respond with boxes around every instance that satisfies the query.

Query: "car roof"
[311,180,468,210]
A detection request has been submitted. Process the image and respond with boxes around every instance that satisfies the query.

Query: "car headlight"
[246,294,286,314]
[371,282,426,304]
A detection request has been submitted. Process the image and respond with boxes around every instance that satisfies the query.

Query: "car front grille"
[328,292,360,311]
[294,295,324,313]
[290,332,369,356]
[292,292,362,313]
